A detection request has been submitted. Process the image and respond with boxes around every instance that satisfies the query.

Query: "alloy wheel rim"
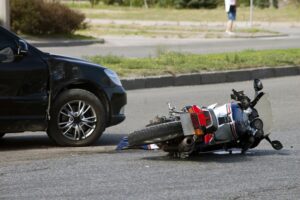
[58,100,97,141]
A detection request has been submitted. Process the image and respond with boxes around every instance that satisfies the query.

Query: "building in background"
[0,0,10,30]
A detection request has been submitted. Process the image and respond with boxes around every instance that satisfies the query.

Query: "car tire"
[128,121,183,147]
[48,89,107,146]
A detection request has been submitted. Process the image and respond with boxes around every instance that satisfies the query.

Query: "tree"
[89,0,101,7]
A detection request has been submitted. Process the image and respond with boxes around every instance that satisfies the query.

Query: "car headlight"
[104,69,122,86]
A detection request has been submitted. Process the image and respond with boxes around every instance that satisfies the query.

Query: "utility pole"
[0,0,10,30]
[269,0,273,8]
[249,0,253,28]
[144,0,148,9]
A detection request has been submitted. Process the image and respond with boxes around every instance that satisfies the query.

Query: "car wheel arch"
[51,82,111,124]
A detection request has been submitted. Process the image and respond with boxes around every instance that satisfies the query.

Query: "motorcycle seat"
[206,109,218,133]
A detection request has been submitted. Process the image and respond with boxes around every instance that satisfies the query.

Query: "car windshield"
[255,93,273,135]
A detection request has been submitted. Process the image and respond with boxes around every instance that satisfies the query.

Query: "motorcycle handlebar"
[231,89,244,101]
[250,92,265,107]
[231,89,251,110]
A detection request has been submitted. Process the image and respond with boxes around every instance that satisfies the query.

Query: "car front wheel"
[48,89,107,146]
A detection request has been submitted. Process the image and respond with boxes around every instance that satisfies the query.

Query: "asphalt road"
[1,76,300,200]
[38,36,300,58]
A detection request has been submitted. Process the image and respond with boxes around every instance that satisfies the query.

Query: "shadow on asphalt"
[0,132,126,151]
[141,149,291,163]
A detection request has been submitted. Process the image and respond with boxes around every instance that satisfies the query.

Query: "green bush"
[97,0,280,8]
[11,0,85,35]
[157,0,177,8]
[175,0,218,9]
[89,0,101,7]
[254,0,270,8]
[238,0,250,6]
[121,0,145,7]
[240,0,278,8]
[187,0,201,8]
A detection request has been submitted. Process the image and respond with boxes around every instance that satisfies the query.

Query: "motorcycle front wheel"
[128,121,183,147]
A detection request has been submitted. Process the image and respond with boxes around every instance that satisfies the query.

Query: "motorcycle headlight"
[104,69,122,86]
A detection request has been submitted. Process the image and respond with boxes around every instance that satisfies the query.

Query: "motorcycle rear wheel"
[128,121,183,147]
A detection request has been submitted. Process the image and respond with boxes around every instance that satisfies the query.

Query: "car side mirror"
[17,40,28,56]
[254,79,263,92]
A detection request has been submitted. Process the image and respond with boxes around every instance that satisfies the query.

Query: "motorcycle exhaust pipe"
[162,137,195,153]
[178,136,195,153]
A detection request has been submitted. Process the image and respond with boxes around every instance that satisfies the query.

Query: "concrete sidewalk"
[88,19,300,30]
[88,19,298,37]
[26,38,105,48]
[26,32,287,48]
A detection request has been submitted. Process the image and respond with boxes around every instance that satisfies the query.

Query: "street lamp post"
[250,0,253,28]
[0,0,10,30]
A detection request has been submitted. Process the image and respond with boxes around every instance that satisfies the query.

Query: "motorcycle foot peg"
[265,136,283,150]
[241,136,255,154]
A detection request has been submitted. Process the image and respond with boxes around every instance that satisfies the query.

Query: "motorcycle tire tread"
[128,121,183,146]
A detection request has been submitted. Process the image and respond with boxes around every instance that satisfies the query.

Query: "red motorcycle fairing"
[189,105,212,128]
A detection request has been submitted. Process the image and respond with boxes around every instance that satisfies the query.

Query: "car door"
[0,28,49,132]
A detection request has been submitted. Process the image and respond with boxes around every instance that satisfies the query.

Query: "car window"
[0,31,11,43]
[0,28,16,47]
[0,40,14,49]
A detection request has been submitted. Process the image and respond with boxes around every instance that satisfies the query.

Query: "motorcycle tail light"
[190,113,201,129]
[204,134,213,144]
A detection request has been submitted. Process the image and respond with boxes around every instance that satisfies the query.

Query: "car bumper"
[110,113,126,126]
[105,86,127,127]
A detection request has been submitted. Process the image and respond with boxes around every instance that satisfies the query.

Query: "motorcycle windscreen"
[255,93,273,135]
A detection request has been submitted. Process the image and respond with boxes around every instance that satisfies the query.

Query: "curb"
[27,32,286,48]
[28,39,105,48]
[233,33,289,39]
[121,66,300,90]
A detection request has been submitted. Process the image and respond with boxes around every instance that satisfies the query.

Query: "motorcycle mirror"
[271,140,283,150]
[265,136,283,150]
[254,79,263,92]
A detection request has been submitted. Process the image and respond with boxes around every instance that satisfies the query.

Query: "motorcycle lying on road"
[127,79,283,157]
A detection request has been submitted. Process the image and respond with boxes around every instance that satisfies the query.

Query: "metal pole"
[0,0,10,30]
[250,0,253,28]
[144,0,148,9]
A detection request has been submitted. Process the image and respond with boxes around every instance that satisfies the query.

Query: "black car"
[0,26,126,146]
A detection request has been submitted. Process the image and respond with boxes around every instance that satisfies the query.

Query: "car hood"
[49,54,106,70]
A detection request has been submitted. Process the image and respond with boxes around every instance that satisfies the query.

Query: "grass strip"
[87,48,300,77]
